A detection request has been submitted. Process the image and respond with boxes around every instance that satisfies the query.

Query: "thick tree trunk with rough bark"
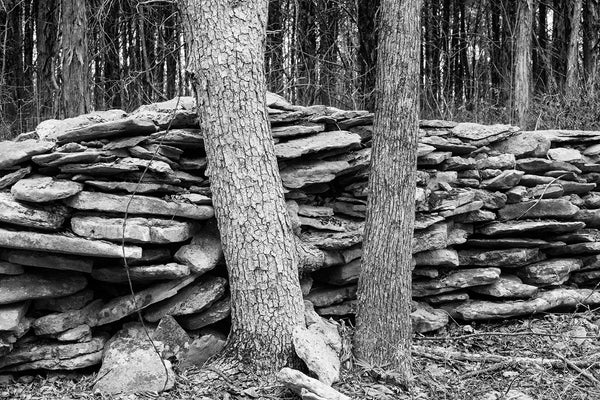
[60,0,89,117]
[584,0,600,89]
[566,0,583,96]
[513,0,533,128]
[178,0,304,372]
[354,0,420,387]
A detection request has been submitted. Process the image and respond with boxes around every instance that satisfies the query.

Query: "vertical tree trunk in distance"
[583,0,600,90]
[178,0,304,372]
[357,0,379,110]
[513,0,533,128]
[36,0,58,121]
[61,0,89,117]
[565,0,583,97]
[354,0,421,387]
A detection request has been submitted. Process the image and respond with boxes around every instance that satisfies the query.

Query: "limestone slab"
[64,191,214,220]
[414,249,459,267]
[92,263,190,283]
[498,199,579,220]
[11,177,83,203]
[71,215,195,244]
[470,275,538,299]
[33,300,104,335]
[179,296,231,330]
[411,301,449,333]
[0,166,31,190]
[84,180,183,194]
[413,267,501,297]
[56,118,157,144]
[0,261,24,275]
[519,258,582,286]
[0,272,87,305]
[280,160,350,188]
[3,250,93,273]
[477,220,585,236]
[0,227,142,258]
[458,248,542,268]
[275,130,360,160]
[0,140,54,169]
[305,285,357,307]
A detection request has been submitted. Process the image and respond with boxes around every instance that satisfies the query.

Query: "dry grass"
[1,311,600,399]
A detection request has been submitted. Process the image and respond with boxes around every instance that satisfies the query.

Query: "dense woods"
[1,0,600,137]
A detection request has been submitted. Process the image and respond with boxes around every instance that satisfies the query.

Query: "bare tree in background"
[354,0,421,387]
[513,0,533,128]
[61,0,89,117]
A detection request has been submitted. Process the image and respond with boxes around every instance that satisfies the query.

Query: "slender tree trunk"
[566,0,583,96]
[103,0,121,108]
[552,0,568,89]
[354,0,420,387]
[514,0,533,128]
[266,0,284,93]
[536,0,549,92]
[178,0,304,372]
[583,0,600,89]
[317,0,338,106]
[357,0,379,109]
[165,3,178,99]
[61,0,89,117]
[36,0,58,121]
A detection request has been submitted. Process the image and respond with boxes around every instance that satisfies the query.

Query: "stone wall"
[1,93,600,374]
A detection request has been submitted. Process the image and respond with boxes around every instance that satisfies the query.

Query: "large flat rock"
[0,272,87,305]
[64,191,214,220]
[411,301,449,333]
[519,258,582,286]
[452,288,600,320]
[470,275,538,299]
[414,249,459,267]
[31,150,111,167]
[498,199,579,220]
[477,220,585,236]
[11,177,83,203]
[413,223,448,253]
[0,227,142,258]
[458,248,543,268]
[56,118,157,144]
[0,140,55,169]
[0,336,107,370]
[271,122,325,138]
[0,192,69,230]
[144,276,227,322]
[292,326,340,385]
[413,267,501,297]
[0,166,31,190]
[490,132,551,158]
[275,130,360,160]
[280,160,351,188]
[71,215,195,244]
[84,180,184,194]
[2,250,93,273]
[92,263,191,283]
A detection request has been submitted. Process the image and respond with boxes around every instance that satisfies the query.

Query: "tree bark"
[266,0,284,94]
[583,0,600,89]
[565,0,583,97]
[354,0,420,386]
[357,0,379,110]
[178,0,304,372]
[513,0,533,128]
[60,0,89,117]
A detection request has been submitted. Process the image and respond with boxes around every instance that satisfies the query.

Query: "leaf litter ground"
[1,309,600,399]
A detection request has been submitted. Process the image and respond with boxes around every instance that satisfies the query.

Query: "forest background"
[1,0,599,139]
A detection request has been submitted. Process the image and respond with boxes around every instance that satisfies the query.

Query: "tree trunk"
[357,0,379,110]
[513,0,533,128]
[178,0,304,372]
[552,0,568,89]
[583,0,600,89]
[535,0,549,92]
[103,0,121,108]
[354,0,420,386]
[60,0,89,117]
[266,0,284,94]
[36,0,58,121]
[566,0,583,96]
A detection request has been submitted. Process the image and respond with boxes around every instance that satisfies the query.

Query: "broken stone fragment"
[143,276,227,322]
[152,315,190,360]
[0,302,29,331]
[93,324,175,394]
[293,326,340,385]
[33,299,104,335]
[274,130,361,160]
[519,259,582,286]
[174,229,223,274]
[477,220,585,236]
[470,275,538,299]
[411,301,449,333]
[71,215,195,244]
[0,166,31,190]
[179,296,231,330]
[179,331,226,370]
[32,288,94,313]
[414,249,459,267]
[498,199,579,220]
[0,192,69,231]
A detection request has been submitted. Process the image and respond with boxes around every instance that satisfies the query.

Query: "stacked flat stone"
[1,92,600,375]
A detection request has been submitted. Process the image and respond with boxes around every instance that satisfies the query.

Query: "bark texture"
[179,0,304,372]
[513,0,533,128]
[566,0,583,96]
[60,0,89,117]
[354,0,420,386]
